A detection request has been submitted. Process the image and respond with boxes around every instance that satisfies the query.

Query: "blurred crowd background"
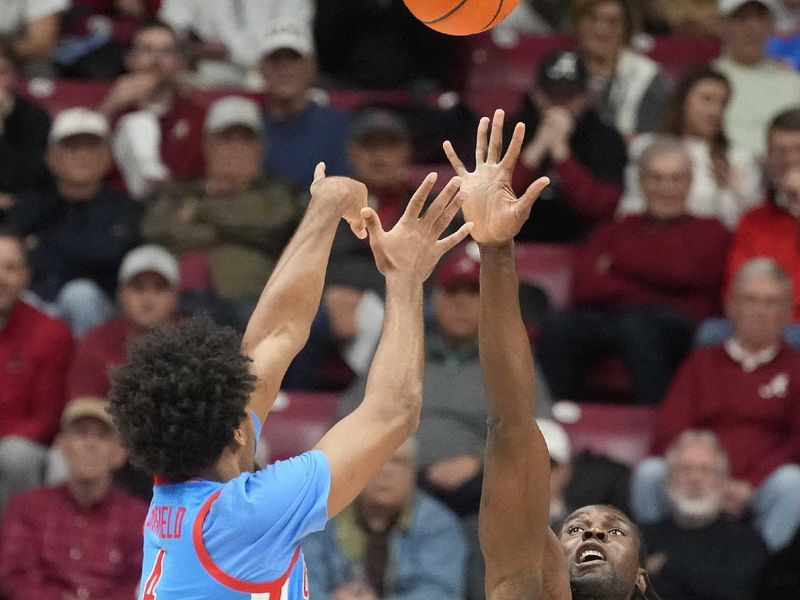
[1,0,800,599]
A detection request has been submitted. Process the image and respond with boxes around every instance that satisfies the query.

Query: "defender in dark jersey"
[444,110,660,600]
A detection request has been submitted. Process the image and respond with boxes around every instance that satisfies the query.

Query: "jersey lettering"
[142,548,166,600]
[145,505,187,539]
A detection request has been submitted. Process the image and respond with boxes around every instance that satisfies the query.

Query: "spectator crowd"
[1,0,800,599]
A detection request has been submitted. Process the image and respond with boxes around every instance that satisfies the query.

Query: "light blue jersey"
[139,414,330,599]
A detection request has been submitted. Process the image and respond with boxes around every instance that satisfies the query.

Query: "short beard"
[570,571,633,600]
[668,489,723,529]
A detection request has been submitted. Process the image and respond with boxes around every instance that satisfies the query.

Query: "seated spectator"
[101,20,206,197]
[68,244,179,499]
[699,162,800,346]
[302,439,468,600]
[340,246,553,517]
[538,418,632,530]
[537,138,730,404]
[715,0,800,156]
[0,398,147,599]
[631,258,800,551]
[0,41,50,202]
[141,96,302,329]
[158,0,314,87]
[764,108,800,194]
[327,108,416,293]
[511,49,627,242]
[641,431,768,600]
[619,67,762,229]
[260,20,351,189]
[314,0,458,90]
[0,0,68,75]
[767,0,800,68]
[571,0,671,137]
[0,230,72,508]
[68,244,179,400]
[6,108,142,336]
[55,0,162,79]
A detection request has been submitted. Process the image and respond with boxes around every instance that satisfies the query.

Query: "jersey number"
[142,548,166,600]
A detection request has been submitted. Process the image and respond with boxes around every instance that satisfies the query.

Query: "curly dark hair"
[108,315,256,480]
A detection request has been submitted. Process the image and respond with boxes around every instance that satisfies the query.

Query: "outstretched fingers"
[443,140,468,176]
[404,172,438,221]
[517,176,551,216]
[423,176,462,228]
[432,188,466,236]
[361,207,385,242]
[436,221,474,256]
[486,109,505,164]
[475,116,490,165]
[501,122,526,172]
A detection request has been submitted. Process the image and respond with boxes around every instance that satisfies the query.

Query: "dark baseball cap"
[536,50,588,98]
[435,243,480,290]
[350,109,410,145]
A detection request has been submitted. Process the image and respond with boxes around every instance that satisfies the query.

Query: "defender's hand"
[309,162,368,239]
[443,109,550,246]
[363,174,473,281]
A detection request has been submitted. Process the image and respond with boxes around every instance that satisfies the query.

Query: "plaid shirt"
[0,484,147,600]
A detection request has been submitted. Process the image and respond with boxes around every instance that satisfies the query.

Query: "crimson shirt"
[68,317,131,400]
[572,214,730,322]
[654,344,800,486]
[0,484,147,600]
[0,301,73,444]
[727,202,800,320]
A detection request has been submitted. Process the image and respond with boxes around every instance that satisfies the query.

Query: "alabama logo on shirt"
[759,373,789,399]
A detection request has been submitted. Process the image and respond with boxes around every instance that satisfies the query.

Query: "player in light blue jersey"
[108,163,472,599]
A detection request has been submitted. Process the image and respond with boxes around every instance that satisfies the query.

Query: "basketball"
[403,0,521,36]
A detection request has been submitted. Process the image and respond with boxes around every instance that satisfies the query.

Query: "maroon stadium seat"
[557,401,656,467]
[514,243,578,309]
[259,392,340,462]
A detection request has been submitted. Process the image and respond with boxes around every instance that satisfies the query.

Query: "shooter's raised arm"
[315,174,473,517]
[242,163,368,423]
[444,110,568,599]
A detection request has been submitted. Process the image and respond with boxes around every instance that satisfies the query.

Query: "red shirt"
[572,214,730,322]
[68,317,131,400]
[159,94,207,182]
[653,344,800,486]
[0,484,147,600]
[0,301,73,443]
[727,202,800,320]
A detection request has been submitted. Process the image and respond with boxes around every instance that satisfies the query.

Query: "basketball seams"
[423,0,470,25]
[481,0,506,31]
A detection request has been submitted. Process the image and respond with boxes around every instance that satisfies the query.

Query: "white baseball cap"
[118,245,179,287]
[537,418,572,465]
[204,96,263,134]
[49,107,110,145]
[718,0,777,16]
[260,21,315,58]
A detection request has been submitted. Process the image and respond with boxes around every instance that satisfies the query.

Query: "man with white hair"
[538,137,730,404]
[633,258,800,552]
[641,430,768,599]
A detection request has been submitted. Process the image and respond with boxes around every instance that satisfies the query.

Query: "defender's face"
[560,506,646,598]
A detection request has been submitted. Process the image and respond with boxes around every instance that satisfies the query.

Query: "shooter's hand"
[362,173,472,282]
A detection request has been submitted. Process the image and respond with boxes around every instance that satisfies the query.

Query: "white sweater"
[617,135,763,229]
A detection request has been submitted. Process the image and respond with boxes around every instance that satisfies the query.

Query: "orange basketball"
[403,0,521,36]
